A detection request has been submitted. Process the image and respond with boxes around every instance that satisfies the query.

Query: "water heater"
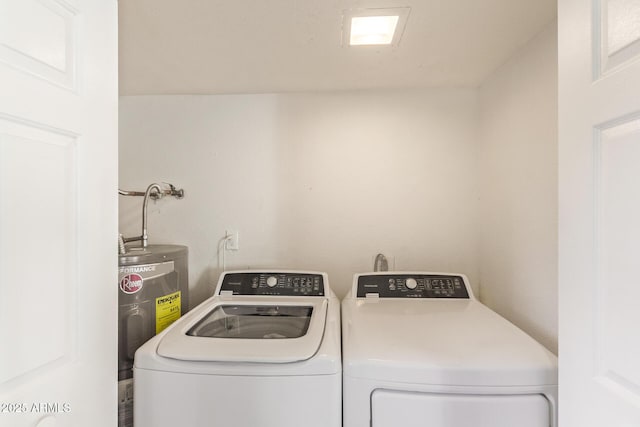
[118,245,189,427]
[117,182,188,427]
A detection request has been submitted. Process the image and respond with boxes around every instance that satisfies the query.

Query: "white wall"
[119,90,479,305]
[478,22,558,353]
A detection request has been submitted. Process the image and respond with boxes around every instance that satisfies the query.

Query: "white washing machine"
[342,272,558,427]
[134,270,341,427]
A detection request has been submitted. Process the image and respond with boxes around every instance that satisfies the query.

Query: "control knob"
[405,278,418,290]
[266,276,278,288]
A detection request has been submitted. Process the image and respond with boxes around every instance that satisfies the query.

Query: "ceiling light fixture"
[343,8,410,47]
[350,15,399,45]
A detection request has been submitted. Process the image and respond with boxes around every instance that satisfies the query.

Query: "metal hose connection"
[118,234,127,255]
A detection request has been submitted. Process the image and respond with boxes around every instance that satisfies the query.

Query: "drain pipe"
[373,254,389,272]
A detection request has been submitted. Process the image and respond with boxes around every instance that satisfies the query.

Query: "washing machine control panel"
[220,273,325,296]
[356,274,469,298]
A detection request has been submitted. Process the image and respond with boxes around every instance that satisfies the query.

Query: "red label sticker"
[120,273,144,294]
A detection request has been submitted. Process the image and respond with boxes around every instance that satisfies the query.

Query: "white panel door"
[559,0,640,425]
[0,0,118,426]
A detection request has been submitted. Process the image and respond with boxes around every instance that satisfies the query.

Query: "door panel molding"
[0,0,77,90]
[593,113,640,403]
[592,0,640,79]
[0,113,77,391]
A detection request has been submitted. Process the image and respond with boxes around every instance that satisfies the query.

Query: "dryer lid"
[342,298,557,387]
[157,298,328,363]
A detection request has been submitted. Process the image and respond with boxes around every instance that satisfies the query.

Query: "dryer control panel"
[220,272,325,296]
[356,274,469,299]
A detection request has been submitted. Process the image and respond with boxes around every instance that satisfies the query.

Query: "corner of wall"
[476,21,559,354]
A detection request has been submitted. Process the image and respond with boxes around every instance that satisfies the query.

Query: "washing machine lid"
[342,297,557,387]
[187,304,314,339]
[157,297,328,363]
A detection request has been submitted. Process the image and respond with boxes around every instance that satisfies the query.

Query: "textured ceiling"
[119,0,556,95]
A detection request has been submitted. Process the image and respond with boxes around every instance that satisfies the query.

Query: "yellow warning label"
[156,291,181,334]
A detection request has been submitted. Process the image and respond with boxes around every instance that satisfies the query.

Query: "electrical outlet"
[225,230,239,251]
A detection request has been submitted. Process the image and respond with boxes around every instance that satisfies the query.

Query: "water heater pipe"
[120,182,184,250]
[119,183,184,199]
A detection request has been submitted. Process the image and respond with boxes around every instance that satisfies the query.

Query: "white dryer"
[134,270,341,427]
[342,272,558,427]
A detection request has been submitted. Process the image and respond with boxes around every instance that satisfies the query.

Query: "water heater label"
[119,273,144,294]
[118,261,176,294]
[156,291,181,333]
[119,261,175,280]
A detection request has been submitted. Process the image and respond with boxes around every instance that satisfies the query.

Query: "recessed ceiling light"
[342,8,411,47]
[350,15,399,45]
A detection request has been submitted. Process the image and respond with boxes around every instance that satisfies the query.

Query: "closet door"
[559,0,640,424]
[0,0,118,426]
